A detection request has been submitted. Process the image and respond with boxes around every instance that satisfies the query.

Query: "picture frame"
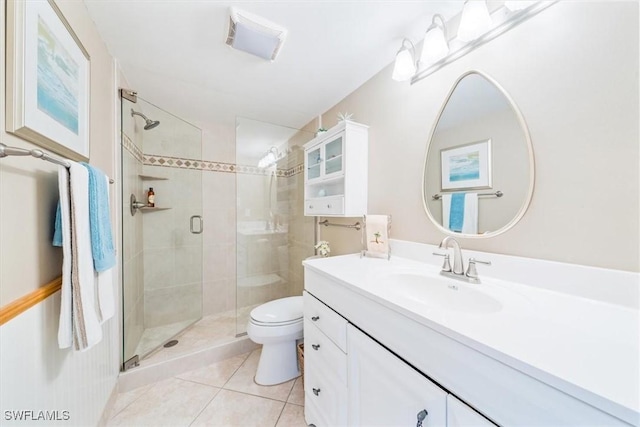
[440,139,492,191]
[5,0,90,161]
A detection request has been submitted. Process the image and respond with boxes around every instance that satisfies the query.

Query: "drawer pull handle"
[313,388,321,396]
[311,316,320,321]
[416,409,428,427]
[312,344,320,350]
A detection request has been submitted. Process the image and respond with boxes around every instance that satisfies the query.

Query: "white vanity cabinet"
[447,396,495,427]
[303,258,635,427]
[347,325,447,426]
[303,291,348,426]
[303,121,368,217]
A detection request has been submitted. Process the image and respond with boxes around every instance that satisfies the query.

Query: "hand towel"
[442,193,478,234]
[363,215,391,259]
[81,163,115,272]
[448,193,466,232]
[56,163,103,351]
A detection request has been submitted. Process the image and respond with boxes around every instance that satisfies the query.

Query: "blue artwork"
[37,16,79,135]
[449,151,480,182]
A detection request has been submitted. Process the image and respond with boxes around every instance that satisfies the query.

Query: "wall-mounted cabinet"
[303,121,368,217]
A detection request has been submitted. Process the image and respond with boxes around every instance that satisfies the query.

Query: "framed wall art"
[6,0,90,161]
[440,139,492,191]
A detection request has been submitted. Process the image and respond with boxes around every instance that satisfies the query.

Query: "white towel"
[441,193,478,234]
[363,215,391,259]
[462,193,478,234]
[57,164,103,351]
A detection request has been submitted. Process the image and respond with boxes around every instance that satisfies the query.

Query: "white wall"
[319,1,639,272]
[0,0,120,424]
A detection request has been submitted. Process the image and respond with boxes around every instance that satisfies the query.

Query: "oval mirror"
[422,71,534,238]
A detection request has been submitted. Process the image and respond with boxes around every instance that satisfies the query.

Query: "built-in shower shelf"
[140,207,171,212]
[139,175,169,181]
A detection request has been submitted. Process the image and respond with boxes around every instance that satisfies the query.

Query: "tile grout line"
[187,386,223,427]
[108,384,154,421]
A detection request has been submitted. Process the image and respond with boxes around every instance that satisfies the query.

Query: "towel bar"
[432,190,503,200]
[0,143,114,184]
[318,219,361,231]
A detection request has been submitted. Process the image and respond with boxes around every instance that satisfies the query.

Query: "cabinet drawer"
[304,291,347,351]
[305,196,344,216]
[304,319,347,385]
[304,360,348,426]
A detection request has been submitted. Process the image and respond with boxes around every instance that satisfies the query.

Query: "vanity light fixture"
[420,14,449,68]
[391,38,417,82]
[457,0,493,42]
[391,1,557,84]
[504,1,536,11]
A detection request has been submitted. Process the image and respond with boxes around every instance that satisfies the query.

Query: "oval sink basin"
[384,272,503,314]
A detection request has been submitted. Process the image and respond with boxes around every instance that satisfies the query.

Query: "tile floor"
[108,348,306,427]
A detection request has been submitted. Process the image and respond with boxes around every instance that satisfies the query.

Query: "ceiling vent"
[225,8,287,61]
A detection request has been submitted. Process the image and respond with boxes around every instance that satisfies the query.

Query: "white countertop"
[303,254,640,425]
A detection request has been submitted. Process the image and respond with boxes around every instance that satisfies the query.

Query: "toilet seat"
[250,296,303,325]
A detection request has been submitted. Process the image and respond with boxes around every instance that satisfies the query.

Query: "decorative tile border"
[142,152,303,177]
[121,132,144,163]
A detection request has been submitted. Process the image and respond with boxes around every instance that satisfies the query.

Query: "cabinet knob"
[311,316,320,321]
[416,409,428,427]
[327,204,332,208]
[308,205,314,209]
[312,388,321,396]
[312,344,320,350]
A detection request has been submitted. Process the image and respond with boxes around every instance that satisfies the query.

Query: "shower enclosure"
[235,117,315,335]
[120,92,203,367]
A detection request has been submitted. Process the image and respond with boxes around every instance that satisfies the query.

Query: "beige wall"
[0,0,119,424]
[319,1,639,272]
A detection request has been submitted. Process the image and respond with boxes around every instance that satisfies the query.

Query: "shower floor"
[138,305,258,365]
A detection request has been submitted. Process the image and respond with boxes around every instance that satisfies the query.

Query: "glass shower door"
[121,95,203,366]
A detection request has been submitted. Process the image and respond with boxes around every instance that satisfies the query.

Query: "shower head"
[131,109,160,130]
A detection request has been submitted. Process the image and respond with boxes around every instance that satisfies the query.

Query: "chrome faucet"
[434,236,492,283]
[439,236,464,274]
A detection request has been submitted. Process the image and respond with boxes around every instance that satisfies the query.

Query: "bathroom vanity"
[302,245,639,426]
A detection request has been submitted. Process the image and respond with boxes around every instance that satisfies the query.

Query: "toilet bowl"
[246,296,304,385]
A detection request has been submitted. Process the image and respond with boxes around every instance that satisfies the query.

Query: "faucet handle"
[433,252,452,272]
[465,258,491,280]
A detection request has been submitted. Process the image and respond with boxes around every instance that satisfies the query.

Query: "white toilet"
[247,296,304,385]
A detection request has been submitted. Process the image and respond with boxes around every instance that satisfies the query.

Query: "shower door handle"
[190,215,203,234]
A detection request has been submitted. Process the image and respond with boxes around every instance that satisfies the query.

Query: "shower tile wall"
[285,140,316,296]
[122,108,144,361]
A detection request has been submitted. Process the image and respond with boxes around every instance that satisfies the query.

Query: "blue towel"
[81,163,116,272]
[449,193,466,233]
[53,203,63,247]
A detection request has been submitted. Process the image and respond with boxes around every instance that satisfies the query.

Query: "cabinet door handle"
[416,409,428,427]
[311,316,320,321]
[327,204,332,208]
[190,215,203,234]
[312,344,320,350]
[312,388,321,396]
